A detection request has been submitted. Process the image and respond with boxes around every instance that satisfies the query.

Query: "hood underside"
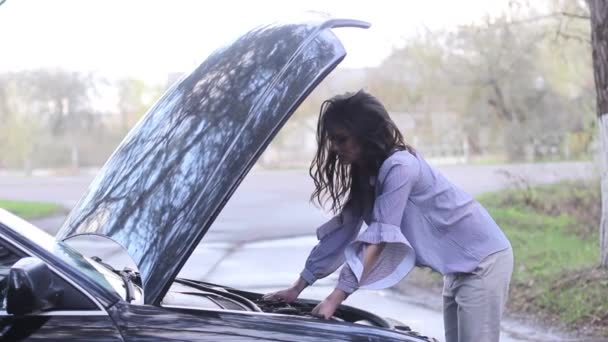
[56,15,369,305]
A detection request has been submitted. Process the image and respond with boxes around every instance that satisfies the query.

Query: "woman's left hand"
[311,289,347,319]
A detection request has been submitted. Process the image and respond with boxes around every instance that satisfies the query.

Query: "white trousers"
[442,248,514,342]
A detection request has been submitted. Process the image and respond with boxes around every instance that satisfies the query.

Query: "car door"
[0,238,123,341]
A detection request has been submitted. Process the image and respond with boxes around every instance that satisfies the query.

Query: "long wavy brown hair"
[309,90,414,215]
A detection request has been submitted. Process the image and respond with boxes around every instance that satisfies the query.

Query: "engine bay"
[162,278,387,327]
[159,278,437,342]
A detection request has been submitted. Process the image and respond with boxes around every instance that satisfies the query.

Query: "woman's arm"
[264,206,362,303]
[311,242,385,319]
[361,242,386,281]
[311,287,347,319]
[263,276,309,302]
[300,205,363,286]
[313,162,419,319]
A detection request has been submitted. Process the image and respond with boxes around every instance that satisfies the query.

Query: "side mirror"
[6,257,62,315]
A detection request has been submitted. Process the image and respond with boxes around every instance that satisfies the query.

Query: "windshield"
[51,239,128,299]
[0,209,130,301]
[63,234,143,303]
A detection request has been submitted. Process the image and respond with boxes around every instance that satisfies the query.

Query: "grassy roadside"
[480,180,604,337]
[397,180,606,337]
[0,199,63,219]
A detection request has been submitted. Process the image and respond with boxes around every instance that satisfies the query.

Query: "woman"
[264,90,513,342]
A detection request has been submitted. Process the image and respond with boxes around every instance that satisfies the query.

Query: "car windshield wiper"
[118,269,136,303]
[91,256,136,303]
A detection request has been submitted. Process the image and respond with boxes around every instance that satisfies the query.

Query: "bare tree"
[587,0,608,267]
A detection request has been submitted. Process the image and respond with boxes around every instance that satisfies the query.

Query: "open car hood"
[56,15,369,305]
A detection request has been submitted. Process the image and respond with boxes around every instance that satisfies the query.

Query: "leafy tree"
[0,69,99,170]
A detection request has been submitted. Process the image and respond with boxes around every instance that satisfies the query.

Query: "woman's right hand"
[262,287,300,303]
[262,277,308,303]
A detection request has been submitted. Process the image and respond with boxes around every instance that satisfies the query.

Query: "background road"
[1,160,596,239]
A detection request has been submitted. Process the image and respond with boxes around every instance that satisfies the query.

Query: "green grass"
[477,181,606,333]
[486,207,596,280]
[0,199,63,219]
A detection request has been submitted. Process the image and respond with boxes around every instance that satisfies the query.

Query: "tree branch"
[556,31,592,44]
[483,14,558,28]
[470,12,586,32]
[476,11,590,31]
[554,15,592,44]
[560,11,591,20]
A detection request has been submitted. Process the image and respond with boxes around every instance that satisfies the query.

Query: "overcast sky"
[1,0,533,83]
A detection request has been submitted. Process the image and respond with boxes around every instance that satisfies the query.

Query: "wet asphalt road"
[1,161,597,341]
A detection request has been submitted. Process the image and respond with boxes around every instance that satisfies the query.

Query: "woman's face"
[328,127,361,165]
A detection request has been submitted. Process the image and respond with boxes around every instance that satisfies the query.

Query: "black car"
[0,15,437,341]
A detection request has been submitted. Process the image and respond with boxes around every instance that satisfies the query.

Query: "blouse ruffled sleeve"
[300,204,363,285]
[341,158,420,292]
